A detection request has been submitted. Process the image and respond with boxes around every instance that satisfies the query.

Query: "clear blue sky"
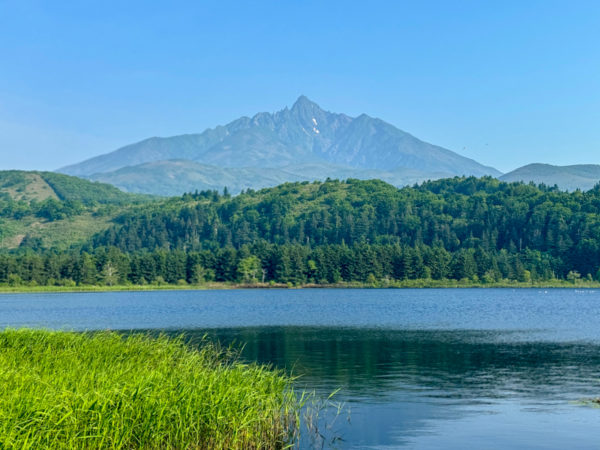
[0,0,599,173]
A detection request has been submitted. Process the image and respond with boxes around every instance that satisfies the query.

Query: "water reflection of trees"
[176,327,600,401]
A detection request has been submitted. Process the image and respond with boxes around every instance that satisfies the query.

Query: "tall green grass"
[0,329,301,449]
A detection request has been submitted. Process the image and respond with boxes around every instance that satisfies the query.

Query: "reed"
[0,329,300,449]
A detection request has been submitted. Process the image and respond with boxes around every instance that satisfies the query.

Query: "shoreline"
[1,279,599,294]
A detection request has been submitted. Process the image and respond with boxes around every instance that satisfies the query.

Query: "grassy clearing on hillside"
[0,172,59,202]
[0,329,301,449]
[0,218,25,248]
[0,213,113,250]
[25,213,113,249]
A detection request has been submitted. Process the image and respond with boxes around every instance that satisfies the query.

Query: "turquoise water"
[1,288,599,448]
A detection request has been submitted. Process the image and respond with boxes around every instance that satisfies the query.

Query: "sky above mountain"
[1,0,599,173]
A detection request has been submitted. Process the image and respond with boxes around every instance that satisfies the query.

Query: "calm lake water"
[1,288,600,449]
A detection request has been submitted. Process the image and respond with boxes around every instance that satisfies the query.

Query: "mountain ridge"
[500,163,600,191]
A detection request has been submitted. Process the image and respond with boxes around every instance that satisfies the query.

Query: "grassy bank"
[1,279,599,293]
[0,329,300,449]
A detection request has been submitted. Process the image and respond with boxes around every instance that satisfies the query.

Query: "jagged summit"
[290,95,323,114]
[291,95,315,109]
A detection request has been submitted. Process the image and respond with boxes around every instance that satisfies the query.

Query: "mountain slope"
[500,164,600,191]
[59,97,500,185]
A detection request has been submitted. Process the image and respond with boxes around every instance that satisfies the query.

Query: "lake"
[1,288,599,448]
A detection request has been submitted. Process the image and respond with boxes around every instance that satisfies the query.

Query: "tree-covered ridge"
[3,176,600,286]
[89,177,600,278]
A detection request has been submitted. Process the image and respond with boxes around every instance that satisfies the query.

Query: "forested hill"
[0,170,147,206]
[0,170,152,251]
[86,177,600,281]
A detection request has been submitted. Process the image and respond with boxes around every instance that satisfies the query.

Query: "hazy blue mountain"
[88,160,454,196]
[500,163,600,191]
[88,160,305,196]
[60,97,500,184]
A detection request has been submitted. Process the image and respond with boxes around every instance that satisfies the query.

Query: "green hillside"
[93,176,598,255]
[0,170,145,205]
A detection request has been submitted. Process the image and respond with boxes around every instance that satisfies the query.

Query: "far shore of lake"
[1,279,599,294]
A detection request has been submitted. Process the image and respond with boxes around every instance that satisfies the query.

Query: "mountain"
[59,96,501,195]
[500,164,600,191]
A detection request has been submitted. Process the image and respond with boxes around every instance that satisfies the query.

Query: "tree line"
[0,243,595,287]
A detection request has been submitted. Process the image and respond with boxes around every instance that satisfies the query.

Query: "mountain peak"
[291,95,320,112]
